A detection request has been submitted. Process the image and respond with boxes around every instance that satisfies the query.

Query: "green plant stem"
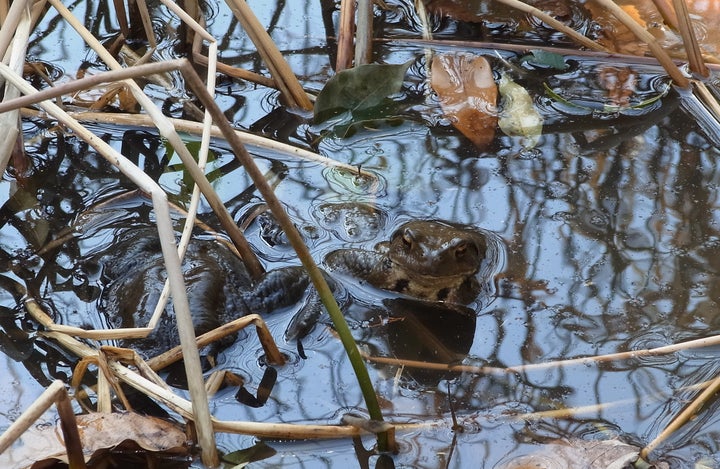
[178,59,390,451]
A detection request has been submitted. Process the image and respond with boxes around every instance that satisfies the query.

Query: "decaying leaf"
[222,441,277,467]
[88,83,140,113]
[497,438,668,469]
[430,53,498,148]
[0,412,188,468]
[498,73,543,148]
[75,412,187,453]
[313,61,412,125]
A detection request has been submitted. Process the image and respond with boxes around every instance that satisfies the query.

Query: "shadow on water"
[3,0,720,467]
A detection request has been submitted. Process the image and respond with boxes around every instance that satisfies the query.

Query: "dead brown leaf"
[88,83,140,113]
[431,53,498,148]
[74,412,187,453]
[497,437,669,469]
[0,412,188,468]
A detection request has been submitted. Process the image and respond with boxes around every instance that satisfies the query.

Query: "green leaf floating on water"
[314,61,413,125]
[498,73,544,149]
[519,49,568,71]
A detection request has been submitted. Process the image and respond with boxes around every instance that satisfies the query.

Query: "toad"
[325,219,493,305]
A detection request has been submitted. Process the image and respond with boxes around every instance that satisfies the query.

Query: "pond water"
[2,0,720,467]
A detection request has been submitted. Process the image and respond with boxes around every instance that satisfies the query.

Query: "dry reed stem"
[336,0,355,71]
[355,0,373,66]
[19,108,377,177]
[146,314,286,370]
[390,37,720,71]
[0,0,30,176]
[363,331,720,376]
[641,372,720,459]
[671,0,707,77]
[149,0,221,335]
[0,60,184,112]
[46,0,264,282]
[0,0,29,61]
[0,25,220,462]
[0,380,65,453]
[495,0,608,52]
[223,0,312,110]
[112,0,129,38]
[194,53,277,87]
[691,79,720,124]
[592,0,689,87]
[0,380,87,469]
[134,0,157,49]
[652,0,679,30]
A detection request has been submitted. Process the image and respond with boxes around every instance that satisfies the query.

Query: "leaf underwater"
[313,61,413,124]
[1,412,188,468]
[498,73,544,148]
[430,53,498,148]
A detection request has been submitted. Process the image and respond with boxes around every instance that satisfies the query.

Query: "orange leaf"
[431,54,498,148]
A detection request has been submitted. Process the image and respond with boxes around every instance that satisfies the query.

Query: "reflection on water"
[2,0,720,467]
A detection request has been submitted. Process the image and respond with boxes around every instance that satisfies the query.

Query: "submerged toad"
[99,219,500,354]
[100,228,310,357]
[325,219,496,305]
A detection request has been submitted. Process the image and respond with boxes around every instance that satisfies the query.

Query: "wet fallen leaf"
[0,412,188,468]
[75,412,187,452]
[519,49,568,71]
[430,53,498,148]
[222,441,277,467]
[498,73,543,148]
[497,438,668,469]
[313,61,412,125]
[598,66,639,110]
[89,83,140,113]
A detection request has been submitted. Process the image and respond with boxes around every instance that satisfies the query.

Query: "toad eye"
[401,229,415,249]
[455,240,479,260]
